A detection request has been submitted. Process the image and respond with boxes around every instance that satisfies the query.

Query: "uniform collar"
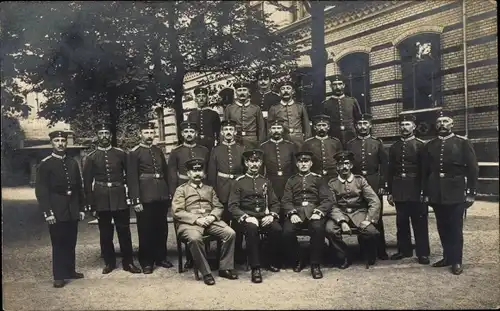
[270,138,283,144]
[357,135,371,140]
[183,142,197,148]
[140,143,152,148]
[245,173,259,179]
[222,141,236,146]
[280,99,294,106]
[438,133,454,140]
[235,100,250,107]
[198,106,211,111]
[338,174,354,183]
[400,135,415,142]
[315,135,329,140]
[330,94,345,100]
[259,89,272,95]
[51,152,66,159]
[299,172,311,177]
[97,146,112,151]
[188,182,204,189]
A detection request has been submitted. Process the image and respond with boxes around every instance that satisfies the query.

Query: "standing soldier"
[421,110,478,275]
[387,114,430,264]
[224,80,266,150]
[281,151,332,279]
[325,151,382,269]
[345,113,389,260]
[83,123,141,274]
[228,149,283,283]
[167,121,210,198]
[207,120,246,222]
[35,130,86,288]
[322,74,362,146]
[187,86,221,151]
[251,67,280,121]
[267,77,312,148]
[127,123,173,274]
[302,115,343,181]
[260,119,297,201]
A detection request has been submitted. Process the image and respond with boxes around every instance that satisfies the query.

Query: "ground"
[2,187,499,310]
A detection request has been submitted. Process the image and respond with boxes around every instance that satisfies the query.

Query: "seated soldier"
[281,151,333,279]
[228,149,283,283]
[172,158,238,286]
[325,151,382,268]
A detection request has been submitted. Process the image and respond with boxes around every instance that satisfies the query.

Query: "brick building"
[156,0,498,195]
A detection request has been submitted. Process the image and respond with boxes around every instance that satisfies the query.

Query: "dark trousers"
[97,209,134,266]
[376,195,387,255]
[235,219,282,268]
[282,218,326,265]
[395,201,430,257]
[221,204,245,263]
[136,201,168,267]
[432,203,466,265]
[49,220,78,280]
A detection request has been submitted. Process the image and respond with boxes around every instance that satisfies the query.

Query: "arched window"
[337,52,370,113]
[397,33,441,110]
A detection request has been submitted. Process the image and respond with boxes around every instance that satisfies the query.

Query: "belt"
[56,189,73,196]
[199,135,213,140]
[178,173,189,180]
[95,181,124,187]
[217,172,239,179]
[140,173,164,179]
[191,208,209,214]
[360,170,379,176]
[437,172,461,178]
[288,129,302,134]
[398,172,417,178]
[239,131,256,136]
[269,171,285,176]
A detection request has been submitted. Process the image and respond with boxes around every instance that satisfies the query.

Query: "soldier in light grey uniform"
[172,158,238,286]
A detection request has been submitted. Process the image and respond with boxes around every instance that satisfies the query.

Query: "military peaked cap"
[437,109,453,119]
[295,151,314,160]
[399,114,416,123]
[333,151,355,163]
[243,149,264,160]
[193,87,208,95]
[269,119,285,127]
[327,74,345,83]
[312,114,331,124]
[233,80,252,90]
[140,123,155,130]
[185,158,205,171]
[180,121,198,131]
[49,130,68,140]
[221,120,238,127]
[95,122,112,132]
[256,67,272,80]
[358,113,373,122]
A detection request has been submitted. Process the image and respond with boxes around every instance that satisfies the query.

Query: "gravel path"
[2,187,499,310]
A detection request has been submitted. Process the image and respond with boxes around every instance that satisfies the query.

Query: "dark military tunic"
[35,153,85,221]
[322,95,362,145]
[421,133,479,204]
[267,100,312,147]
[167,143,209,197]
[83,146,128,212]
[187,108,221,151]
[281,172,333,219]
[345,135,388,193]
[224,101,266,149]
[387,135,430,257]
[127,144,170,205]
[388,136,426,202]
[301,136,343,180]
[260,139,298,199]
[228,174,281,220]
[250,89,280,119]
[207,141,246,204]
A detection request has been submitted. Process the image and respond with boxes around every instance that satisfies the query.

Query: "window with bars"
[337,52,371,113]
[398,33,442,111]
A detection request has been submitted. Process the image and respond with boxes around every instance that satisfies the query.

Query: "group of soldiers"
[35,70,479,288]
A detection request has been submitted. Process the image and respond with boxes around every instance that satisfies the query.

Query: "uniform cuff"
[238,214,249,223]
[270,212,279,219]
[131,198,141,205]
[466,188,476,196]
[287,210,298,218]
[43,210,54,218]
[209,214,218,221]
[84,205,92,212]
[313,209,324,217]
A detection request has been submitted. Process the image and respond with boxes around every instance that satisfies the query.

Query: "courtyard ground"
[2,187,499,310]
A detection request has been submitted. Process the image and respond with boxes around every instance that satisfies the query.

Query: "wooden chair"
[173,218,222,280]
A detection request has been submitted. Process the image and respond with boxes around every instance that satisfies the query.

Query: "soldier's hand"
[195,217,209,227]
[422,196,429,203]
[378,188,386,196]
[359,220,371,229]
[465,195,475,204]
[206,215,217,225]
[340,222,351,235]
[387,195,395,206]
[45,215,56,225]
[290,214,302,224]
[261,215,274,227]
[134,204,144,213]
[92,211,99,219]
[245,217,259,226]
[310,213,321,220]
[79,212,85,221]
